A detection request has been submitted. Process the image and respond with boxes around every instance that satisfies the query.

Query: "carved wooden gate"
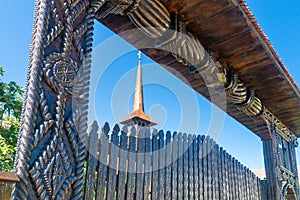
[13,0,300,199]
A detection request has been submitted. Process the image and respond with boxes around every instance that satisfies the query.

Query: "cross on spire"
[137,50,141,60]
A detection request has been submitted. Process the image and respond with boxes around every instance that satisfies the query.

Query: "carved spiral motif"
[225,73,263,117]
[238,93,263,117]
[128,0,170,38]
[225,74,248,104]
[44,53,78,95]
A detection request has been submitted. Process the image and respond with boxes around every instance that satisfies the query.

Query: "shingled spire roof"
[120,51,157,127]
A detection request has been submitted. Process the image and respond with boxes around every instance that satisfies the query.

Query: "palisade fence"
[83,121,267,200]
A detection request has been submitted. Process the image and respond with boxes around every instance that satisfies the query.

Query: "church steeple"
[133,51,144,112]
[120,51,157,127]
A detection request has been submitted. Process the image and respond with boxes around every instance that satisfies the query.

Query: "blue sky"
[0,0,299,170]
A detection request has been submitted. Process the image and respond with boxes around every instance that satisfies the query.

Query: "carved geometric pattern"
[29,136,75,199]
[263,108,297,143]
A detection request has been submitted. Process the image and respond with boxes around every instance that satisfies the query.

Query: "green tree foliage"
[0,66,24,171]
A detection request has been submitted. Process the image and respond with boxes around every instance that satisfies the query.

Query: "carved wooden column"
[13,0,104,199]
[263,124,281,200]
[263,122,299,200]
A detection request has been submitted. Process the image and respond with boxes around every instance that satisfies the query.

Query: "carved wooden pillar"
[263,124,281,200]
[13,0,104,199]
[263,123,299,200]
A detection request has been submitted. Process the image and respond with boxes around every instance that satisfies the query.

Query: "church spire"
[120,51,157,127]
[132,51,144,112]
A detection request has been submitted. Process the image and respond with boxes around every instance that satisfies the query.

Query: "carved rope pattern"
[62,0,73,55]
[33,88,53,148]
[72,0,90,22]
[44,0,64,47]
[14,0,49,198]
[70,1,106,198]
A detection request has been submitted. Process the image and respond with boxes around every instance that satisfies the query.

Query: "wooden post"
[136,126,146,200]
[96,123,110,199]
[202,136,208,199]
[227,154,233,200]
[198,135,204,200]
[144,128,152,200]
[224,151,229,200]
[13,0,109,198]
[193,135,199,200]
[84,121,99,199]
[188,134,195,200]
[171,132,178,200]
[152,129,159,200]
[165,131,172,200]
[0,172,19,200]
[177,132,184,200]
[106,124,120,200]
[219,147,225,200]
[158,130,166,199]
[183,133,189,200]
[117,125,129,200]
[212,141,219,200]
[207,136,212,200]
[262,124,282,200]
[127,126,137,200]
[232,158,237,200]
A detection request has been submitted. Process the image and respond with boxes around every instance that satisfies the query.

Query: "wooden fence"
[83,121,267,200]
